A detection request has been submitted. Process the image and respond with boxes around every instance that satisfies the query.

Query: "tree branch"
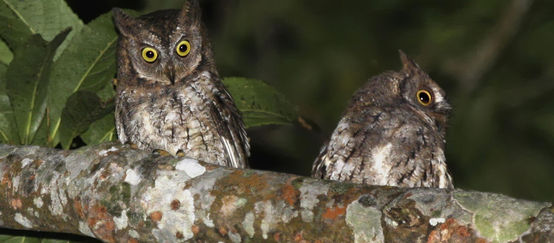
[0,143,551,242]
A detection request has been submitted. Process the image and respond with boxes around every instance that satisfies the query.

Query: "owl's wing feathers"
[207,77,250,168]
[312,115,373,182]
[210,91,250,168]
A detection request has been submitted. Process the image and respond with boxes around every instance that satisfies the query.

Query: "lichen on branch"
[0,144,551,242]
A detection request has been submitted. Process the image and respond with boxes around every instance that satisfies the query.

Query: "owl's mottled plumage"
[113,1,249,168]
[312,51,453,188]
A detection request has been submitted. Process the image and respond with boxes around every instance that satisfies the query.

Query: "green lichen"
[346,195,384,243]
[454,190,551,243]
[241,170,255,178]
[105,182,131,216]
[329,181,355,194]
[291,177,304,189]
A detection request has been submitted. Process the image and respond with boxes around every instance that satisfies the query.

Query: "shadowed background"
[67,0,554,202]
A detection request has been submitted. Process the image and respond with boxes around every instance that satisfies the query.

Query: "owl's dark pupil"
[146,51,154,58]
[419,93,430,103]
[179,44,188,52]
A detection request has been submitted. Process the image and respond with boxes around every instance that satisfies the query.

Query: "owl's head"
[397,50,451,129]
[113,0,213,86]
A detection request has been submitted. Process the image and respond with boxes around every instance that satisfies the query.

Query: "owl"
[312,51,453,189]
[112,0,249,168]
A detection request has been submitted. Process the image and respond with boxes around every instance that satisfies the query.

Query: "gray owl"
[112,0,249,168]
[312,51,453,188]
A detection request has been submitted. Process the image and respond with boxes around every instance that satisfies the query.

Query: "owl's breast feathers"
[115,71,249,168]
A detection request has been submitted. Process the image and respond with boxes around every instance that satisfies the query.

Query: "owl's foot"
[153,149,171,157]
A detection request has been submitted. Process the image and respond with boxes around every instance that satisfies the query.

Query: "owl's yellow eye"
[416,90,432,106]
[141,47,158,63]
[176,40,191,57]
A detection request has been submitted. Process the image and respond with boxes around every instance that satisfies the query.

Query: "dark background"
[67,0,554,202]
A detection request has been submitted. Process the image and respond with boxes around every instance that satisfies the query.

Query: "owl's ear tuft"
[180,0,202,26]
[112,8,136,37]
[398,50,422,73]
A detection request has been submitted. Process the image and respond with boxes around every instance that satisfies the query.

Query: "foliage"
[0,235,73,243]
[0,0,297,149]
[223,77,297,128]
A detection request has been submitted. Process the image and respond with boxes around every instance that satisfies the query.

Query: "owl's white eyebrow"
[432,87,444,103]
[141,33,162,45]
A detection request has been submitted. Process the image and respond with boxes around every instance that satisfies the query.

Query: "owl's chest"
[118,84,223,155]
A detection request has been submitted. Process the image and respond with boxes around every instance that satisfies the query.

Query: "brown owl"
[112,0,249,168]
[312,51,453,188]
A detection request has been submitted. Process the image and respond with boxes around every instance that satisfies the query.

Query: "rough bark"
[0,143,552,243]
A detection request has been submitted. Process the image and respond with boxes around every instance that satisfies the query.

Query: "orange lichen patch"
[149,211,163,222]
[10,198,22,209]
[33,159,44,167]
[426,218,479,243]
[127,238,138,243]
[87,204,116,242]
[218,226,228,236]
[294,231,304,242]
[170,199,180,210]
[273,232,281,241]
[1,173,11,187]
[191,225,200,234]
[73,199,85,218]
[99,169,111,180]
[322,206,346,220]
[224,170,268,194]
[282,184,299,206]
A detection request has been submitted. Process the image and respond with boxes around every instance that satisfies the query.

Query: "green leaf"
[59,91,115,149]
[0,236,41,243]
[0,1,33,51]
[0,235,77,243]
[48,12,118,146]
[223,77,297,128]
[0,61,17,143]
[30,114,51,146]
[41,240,73,243]
[0,40,13,65]
[6,29,70,144]
[81,113,117,145]
[0,0,83,59]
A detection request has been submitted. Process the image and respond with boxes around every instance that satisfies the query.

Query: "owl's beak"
[166,68,176,84]
[436,101,452,114]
